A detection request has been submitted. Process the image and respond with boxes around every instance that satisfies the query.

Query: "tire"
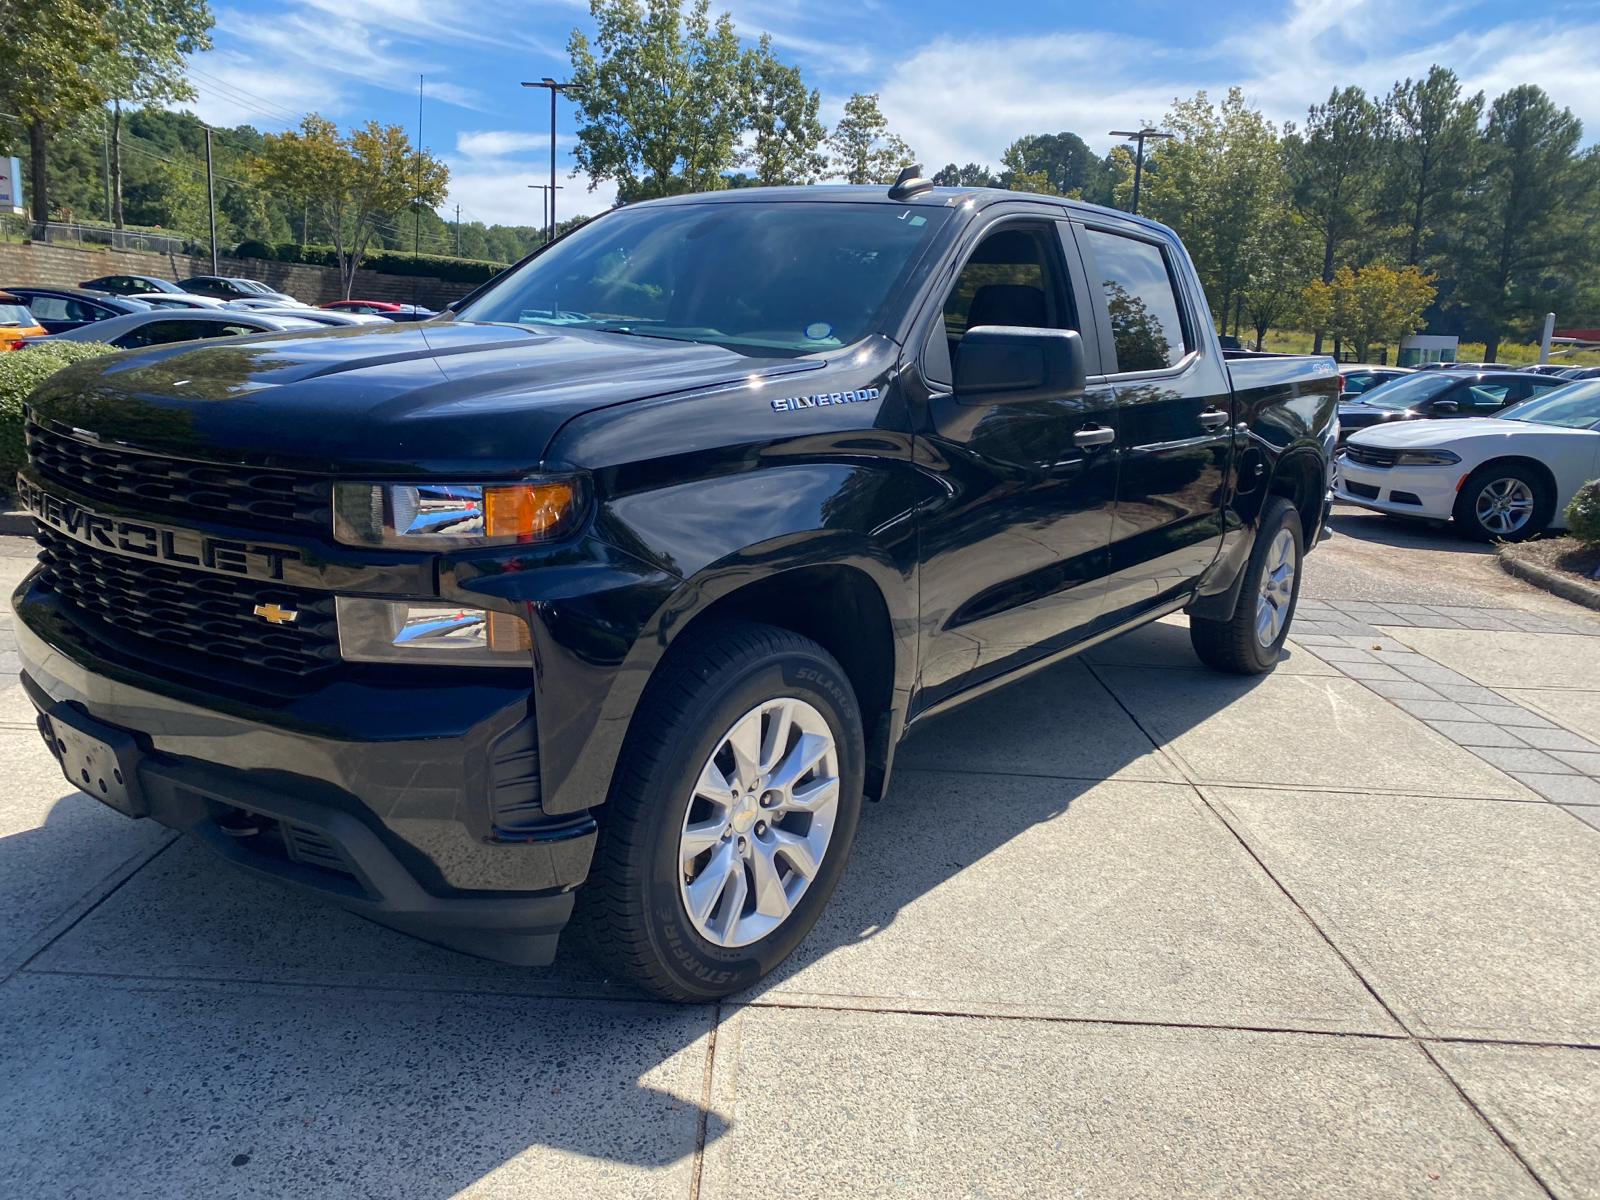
[1190,496,1304,675]
[1452,463,1552,543]
[577,619,865,1002]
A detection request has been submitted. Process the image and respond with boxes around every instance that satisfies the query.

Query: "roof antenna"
[888,164,932,201]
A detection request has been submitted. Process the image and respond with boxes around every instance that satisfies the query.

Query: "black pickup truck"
[14,179,1337,1000]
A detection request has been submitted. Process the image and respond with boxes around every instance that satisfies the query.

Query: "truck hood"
[25,320,823,476]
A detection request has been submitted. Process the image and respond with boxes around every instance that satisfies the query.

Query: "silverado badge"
[771,387,880,412]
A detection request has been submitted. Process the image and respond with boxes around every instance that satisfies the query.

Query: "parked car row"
[0,278,436,353]
[1336,376,1600,541]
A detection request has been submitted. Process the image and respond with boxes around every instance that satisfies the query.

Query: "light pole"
[521,78,581,245]
[1109,128,1173,215]
[527,183,563,236]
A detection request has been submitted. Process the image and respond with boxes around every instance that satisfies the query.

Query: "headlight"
[337,597,533,665]
[332,479,584,549]
[1393,450,1461,466]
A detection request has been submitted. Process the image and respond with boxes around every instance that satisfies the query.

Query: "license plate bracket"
[45,703,148,818]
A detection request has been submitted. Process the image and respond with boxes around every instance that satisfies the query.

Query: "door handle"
[1198,409,1230,430]
[1073,425,1116,448]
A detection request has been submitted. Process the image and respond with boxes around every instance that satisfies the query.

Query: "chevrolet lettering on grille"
[17,476,307,584]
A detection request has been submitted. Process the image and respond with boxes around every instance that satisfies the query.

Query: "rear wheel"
[1452,464,1551,542]
[578,620,864,1001]
[1190,496,1304,675]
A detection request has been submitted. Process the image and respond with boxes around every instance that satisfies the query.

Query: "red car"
[320,300,435,322]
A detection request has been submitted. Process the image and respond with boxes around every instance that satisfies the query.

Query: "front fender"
[505,460,931,815]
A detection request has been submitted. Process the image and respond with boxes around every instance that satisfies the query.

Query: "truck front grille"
[35,530,340,676]
[26,422,331,533]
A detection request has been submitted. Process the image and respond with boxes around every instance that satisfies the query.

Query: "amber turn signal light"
[484,481,578,543]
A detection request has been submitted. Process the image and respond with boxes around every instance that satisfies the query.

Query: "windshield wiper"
[591,324,699,343]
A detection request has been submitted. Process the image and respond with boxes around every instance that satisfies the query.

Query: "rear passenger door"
[1078,223,1234,621]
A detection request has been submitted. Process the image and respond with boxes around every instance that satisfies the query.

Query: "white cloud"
[455,130,573,158]
[876,9,1600,173]
[446,168,615,227]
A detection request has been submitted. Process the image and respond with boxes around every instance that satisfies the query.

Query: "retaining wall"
[0,240,480,309]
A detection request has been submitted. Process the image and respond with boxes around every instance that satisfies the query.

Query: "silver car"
[31,309,324,349]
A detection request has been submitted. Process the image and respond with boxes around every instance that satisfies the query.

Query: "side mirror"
[953,326,1086,408]
[1431,399,1459,414]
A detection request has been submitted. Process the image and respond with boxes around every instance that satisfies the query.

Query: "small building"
[1398,335,1458,367]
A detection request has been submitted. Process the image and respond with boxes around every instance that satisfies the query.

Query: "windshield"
[1357,372,1460,409]
[0,304,35,327]
[461,200,953,353]
[1496,381,1600,428]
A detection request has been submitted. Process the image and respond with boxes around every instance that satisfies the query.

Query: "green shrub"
[1565,479,1600,545]
[234,239,279,261]
[227,243,506,284]
[0,343,121,497]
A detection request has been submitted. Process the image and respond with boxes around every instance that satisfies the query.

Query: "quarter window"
[1083,229,1188,373]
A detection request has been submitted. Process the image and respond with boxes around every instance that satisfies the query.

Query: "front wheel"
[1452,464,1551,542]
[1190,496,1304,675]
[578,620,864,1002]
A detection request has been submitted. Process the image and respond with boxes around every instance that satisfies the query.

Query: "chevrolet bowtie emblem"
[253,603,299,624]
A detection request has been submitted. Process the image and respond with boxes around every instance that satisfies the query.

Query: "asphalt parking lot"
[2,506,1597,1199]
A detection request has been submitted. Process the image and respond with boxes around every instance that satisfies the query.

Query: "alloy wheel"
[1474,477,1534,537]
[677,697,840,948]
[1255,527,1297,649]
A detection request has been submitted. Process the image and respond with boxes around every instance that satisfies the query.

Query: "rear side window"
[1083,229,1188,373]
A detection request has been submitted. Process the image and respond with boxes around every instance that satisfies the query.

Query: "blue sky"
[184,0,1600,228]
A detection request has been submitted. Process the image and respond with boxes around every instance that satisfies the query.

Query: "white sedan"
[1334,380,1600,541]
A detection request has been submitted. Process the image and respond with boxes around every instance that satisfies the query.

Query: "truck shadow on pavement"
[1,617,1288,1197]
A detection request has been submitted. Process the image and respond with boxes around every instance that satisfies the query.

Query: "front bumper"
[15,590,596,966]
[1332,459,1459,520]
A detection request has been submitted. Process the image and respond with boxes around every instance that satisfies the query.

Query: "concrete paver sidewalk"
[1,507,1598,1198]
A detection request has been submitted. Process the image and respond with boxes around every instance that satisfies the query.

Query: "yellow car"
[0,290,45,349]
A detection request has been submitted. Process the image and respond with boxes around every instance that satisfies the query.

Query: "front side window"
[462,201,953,354]
[1360,372,1459,409]
[943,225,1075,345]
[1083,228,1188,372]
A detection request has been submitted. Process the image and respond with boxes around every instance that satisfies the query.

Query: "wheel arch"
[1267,449,1325,539]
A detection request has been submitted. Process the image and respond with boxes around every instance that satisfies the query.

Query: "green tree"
[738,34,826,185]
[998,131,1113,201]
[1285,86,1384,350]
[1455,86,1597,362]
[1304,263,1436,361]
[568,0,746,201]
[826,92,913,185]
[0,0,115,224]
[97,0,215,228]
[1380,66,1483,267]
[1241,207,1318,350]
[931,163,998,187]
[256,115,449,298]
[1139,89,1285,334]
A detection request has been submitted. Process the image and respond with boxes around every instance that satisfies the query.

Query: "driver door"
[913,215,1120,713]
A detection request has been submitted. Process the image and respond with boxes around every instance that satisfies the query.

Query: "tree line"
[7,0,1595,353]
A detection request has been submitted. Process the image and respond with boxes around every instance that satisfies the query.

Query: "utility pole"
[203,124,218,274]
[454,203,460,256]
[101,112,112,224]
[521,79,581,245]
[1109,127,1173,215]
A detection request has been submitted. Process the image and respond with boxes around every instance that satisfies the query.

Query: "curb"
[1498,547,1600,612]
[0,511,34,537]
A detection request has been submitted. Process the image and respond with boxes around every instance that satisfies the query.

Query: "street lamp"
[1109,128,1173,216]
[527,183,563,235]
[521,78,582,245]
